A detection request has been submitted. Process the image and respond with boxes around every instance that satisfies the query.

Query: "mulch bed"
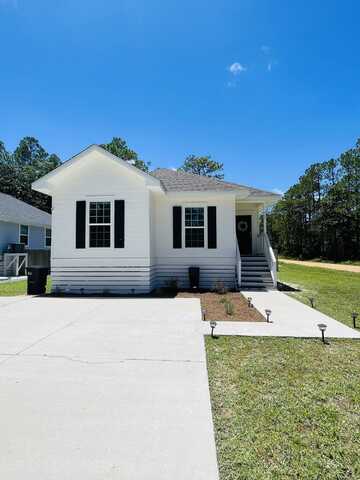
[176,291,265,322]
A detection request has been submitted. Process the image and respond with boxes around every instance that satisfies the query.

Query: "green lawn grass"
[0,278,52,296]
[206,336,360,480]
[278,262,360,328]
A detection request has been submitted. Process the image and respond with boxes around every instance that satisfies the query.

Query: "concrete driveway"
[0,296,219,480]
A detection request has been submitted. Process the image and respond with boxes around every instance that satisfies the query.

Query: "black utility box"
[189,266,200,289]
[8,243,25,253]
[27,267,48,295]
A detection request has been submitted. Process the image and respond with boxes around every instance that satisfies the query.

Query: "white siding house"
[152,192,237,289]
[32,145,281,293]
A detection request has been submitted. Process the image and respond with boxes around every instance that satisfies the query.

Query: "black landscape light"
[351,312,358,328]
[265,309,272,323]
[318,323,328,344]
[210,321,217,338]
[309,297,315,308]
[247,297,253,308]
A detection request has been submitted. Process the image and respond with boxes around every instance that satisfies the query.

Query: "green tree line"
[0,137,61,213]
[268,139,360,261]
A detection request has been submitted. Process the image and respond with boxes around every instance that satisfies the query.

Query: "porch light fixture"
[318,323,328,344]
[351,312,358,329]
[210,321,217,338]
[265,309,272,323]
[247,297,253,308]
[202,308,207,321]
[309,297,315,308]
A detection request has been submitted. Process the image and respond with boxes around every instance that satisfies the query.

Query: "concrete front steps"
[240,255,275,290]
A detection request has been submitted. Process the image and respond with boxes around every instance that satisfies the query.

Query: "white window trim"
[87,199,113,249]
[183,204,207,249]
[44,227,51,248]
[19,224,29,247]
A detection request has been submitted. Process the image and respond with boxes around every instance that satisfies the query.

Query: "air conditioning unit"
[7,243,26,253]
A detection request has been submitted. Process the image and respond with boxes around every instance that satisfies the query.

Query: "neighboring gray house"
[0,193,51,276]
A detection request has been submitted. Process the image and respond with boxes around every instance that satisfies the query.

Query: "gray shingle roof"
[0,193,51,227]
[151,169,280,198]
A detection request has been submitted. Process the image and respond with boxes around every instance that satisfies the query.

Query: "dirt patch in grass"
[176,291,265,322]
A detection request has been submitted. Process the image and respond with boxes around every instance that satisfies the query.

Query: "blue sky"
[1,0,359,193]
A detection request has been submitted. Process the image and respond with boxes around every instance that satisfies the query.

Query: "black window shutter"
[208,206,217,248]
[173,206,182,248]
[114,200,125,248]
[76,201,86,249]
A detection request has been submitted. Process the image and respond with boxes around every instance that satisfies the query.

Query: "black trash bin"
[189,266,200,289]
[27,266,48,295]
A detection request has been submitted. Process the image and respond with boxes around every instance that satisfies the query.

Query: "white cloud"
[272,188,284,195]
[228,62,247,75]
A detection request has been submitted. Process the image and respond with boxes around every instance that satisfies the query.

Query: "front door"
[236,215,252,255]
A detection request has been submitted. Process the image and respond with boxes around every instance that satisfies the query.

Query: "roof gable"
[32,145,162,195]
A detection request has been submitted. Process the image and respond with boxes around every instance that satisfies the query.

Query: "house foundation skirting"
[50,260,236,294]
[153,264,235,290]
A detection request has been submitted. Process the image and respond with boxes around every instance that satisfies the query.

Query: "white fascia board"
[32,179,52,195]
[28,221,52,228]
[0,217,51,229]
[238,195,282,206]
[32,145,163,195]
[166,190,248,199]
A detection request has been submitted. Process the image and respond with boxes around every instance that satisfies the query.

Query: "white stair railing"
[255,233,264,255]
[235,241,241,289]
[262,233,277,288]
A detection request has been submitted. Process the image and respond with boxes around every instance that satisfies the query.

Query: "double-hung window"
[20,225,29,246]
[89,202,111,248]
[185,207,205,248]
[45,228,51,248]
